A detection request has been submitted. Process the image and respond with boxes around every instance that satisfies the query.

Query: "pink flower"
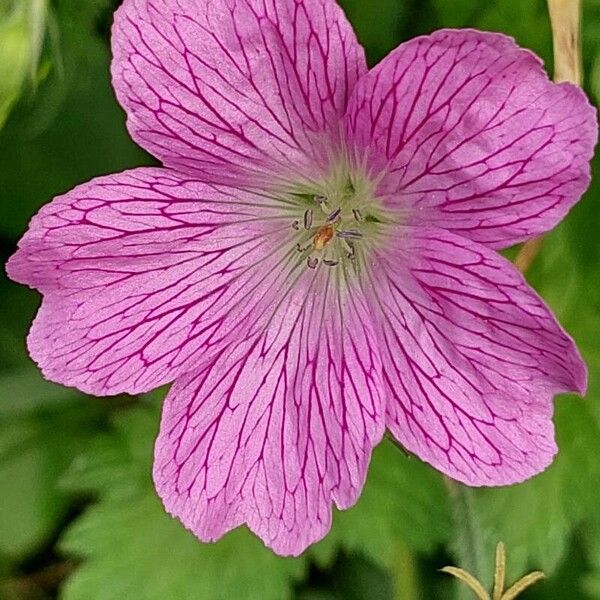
[7,0,598,556]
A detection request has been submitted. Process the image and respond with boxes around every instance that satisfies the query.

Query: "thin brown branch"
[515,0,582,272]
[547,0,582,85]
[514,236,544,273]
[0,561,75,598]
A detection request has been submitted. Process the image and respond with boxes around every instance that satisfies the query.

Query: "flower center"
[286,174,386,271]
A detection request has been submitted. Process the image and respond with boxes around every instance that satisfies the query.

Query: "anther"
[314,195,327,205]
[307,256,319,269]
[323,259,338,267]
[326,208,341,224]
[336,230,363,239]
[303,209,313,230]
[345,242,356,260]
[292,220,300,230]
[352,208,363,222]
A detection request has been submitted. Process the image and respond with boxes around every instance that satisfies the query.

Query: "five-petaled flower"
[6,0,598,556]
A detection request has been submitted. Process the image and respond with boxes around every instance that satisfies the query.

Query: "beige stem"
[547,0,582,85]
[515,0,582,273]
[440,567,491,600]
[492,543,506,600]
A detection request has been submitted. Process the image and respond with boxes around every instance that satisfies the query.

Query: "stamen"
[303,209,313,230]
[326,208,341,224]
[292,220,300,230]
[296,242,309,253]
[323,259,338,267]
[336,230,363,239]
[314,195,327,205]
[307,256,319,269]
[345,241,356,260]
[352,208,363,222]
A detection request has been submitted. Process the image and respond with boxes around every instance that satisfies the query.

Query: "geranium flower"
[7,0,597,556]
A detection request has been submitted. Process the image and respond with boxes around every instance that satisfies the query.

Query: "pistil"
[314,225,335,250]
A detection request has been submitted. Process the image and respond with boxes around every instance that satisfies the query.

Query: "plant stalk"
[447,480,488,600]
[393,541,420,600]
[515,0,582,272]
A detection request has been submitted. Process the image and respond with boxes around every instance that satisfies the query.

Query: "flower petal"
[6,168,294,396]
[112,0,366,185]
[344,29,598,248]
[153,267,384,556]
[367,227,586,485]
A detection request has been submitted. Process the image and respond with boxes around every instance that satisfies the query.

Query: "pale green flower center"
[283,166,389,273]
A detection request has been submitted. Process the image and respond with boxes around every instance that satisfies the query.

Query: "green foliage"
[59,403,307,600]
[0,277,40,370]
[583,0,600,105]
[58,400,452,600]
[0,0,153,238]
[62,494,307,600]
[0,0,49,127]
[431,0,552,65]
[338,0,405,65]
[312,441,452,569]
[583,523,600,599]
[0,369,101,562]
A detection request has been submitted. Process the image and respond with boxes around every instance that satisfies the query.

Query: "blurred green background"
[1,0,599,598]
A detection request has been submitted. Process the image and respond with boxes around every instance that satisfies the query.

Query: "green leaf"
[0,1,153,238]
[60,403,308,600]
[338,0,405,65]
[524,533,592,600]
[60,402,159,503]
[0,276,41,370]
[0,0,48,127]
[0,369,101,561]
[582,1,600,104]
[431,0,552,65]
[468,466,569,584]
[61,494,307,600]
[582,523,600,598]
[312,441,452,570]
[60,395,452,599]
[0,367,79,418]
[328,554,394,600]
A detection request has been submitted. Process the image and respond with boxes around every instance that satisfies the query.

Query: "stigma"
[313,225,334,250]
